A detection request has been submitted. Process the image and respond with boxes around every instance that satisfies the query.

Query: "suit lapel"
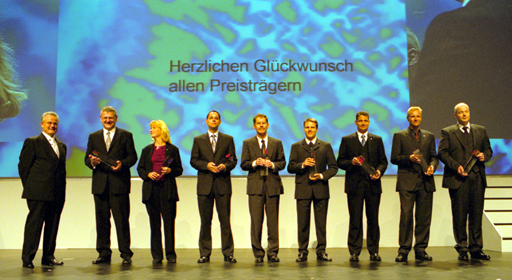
[39,134,58,160]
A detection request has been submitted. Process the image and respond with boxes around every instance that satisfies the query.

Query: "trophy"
[155,156,173,180]
[260,147,268,177]
[90,150,118,167]
[463,150,480,174]
[413,149,429,173]
[357,155,377,177]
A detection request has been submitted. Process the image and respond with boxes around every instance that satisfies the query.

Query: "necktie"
[415,130,419,141]
[261,139,266,155]
[49,138,59,158]
[211,134,217,153]
[106,131,112,151]
[361,135,366,146]
[463,127,468,134]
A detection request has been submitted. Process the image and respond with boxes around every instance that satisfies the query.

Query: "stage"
[2,247,510,280]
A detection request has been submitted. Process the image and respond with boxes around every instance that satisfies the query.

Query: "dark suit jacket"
[190,132,237,196]
[137,143,183,203]
[410,0,512,138]
[438,124,492,190]
[18,134,66,202]
[85,128,138,194]
[240,136,286,197]
[391,128,438,192]
[337,133,388,195]
[287,139,338,200]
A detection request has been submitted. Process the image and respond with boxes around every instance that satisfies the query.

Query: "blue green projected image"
[1,0,509,176]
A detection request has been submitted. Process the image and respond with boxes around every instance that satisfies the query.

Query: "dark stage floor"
[1,247,510,279]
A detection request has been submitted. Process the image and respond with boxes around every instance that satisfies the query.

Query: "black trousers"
[197,185,234,257]
[22,199,64,263]
[398,179,433,254]
[248,191,280,258]
[296,198,329,256]
[94,185,133,259]
[145,181,177,261]
[449,171,485,253]
[347,186,381,256]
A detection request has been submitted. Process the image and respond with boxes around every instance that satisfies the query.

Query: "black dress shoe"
[370,253,382,261]
[296,253,308,262]
[42,258,64,266]
[268,255,280,262]
[255,256,264,263]
[168,258,176,263]
[122,256,132,264]
[415,251,433,261]
[471,251,491,260]
[152,259,163,264]
[197,256,210,263]
[395,253,408,262]
[458,252,469,261]
[92,257,111,264]
[224,255,237,263]
[22,261,34,268]
[349,254,359,262]
[317,253,332,261]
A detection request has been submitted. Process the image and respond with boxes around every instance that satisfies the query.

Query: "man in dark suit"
[287,118,338,262]
[410,0,512,138]
[190,110,238,263]
[391,107,438,262]
[337,111,388,262]
[241,113,286,263]
[85,106,138,264]
[438,102,492,261]
[18,111,66,268]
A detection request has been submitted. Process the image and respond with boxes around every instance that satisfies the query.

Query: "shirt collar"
[458,122,470,132]
[103,127,116,137]
[356,131,368,139]
[256,135,269,147]
[208,130,219,138]
[305,137,317,145]
[42,132,55,142]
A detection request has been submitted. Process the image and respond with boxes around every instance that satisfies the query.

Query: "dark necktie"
[415,130,419,141]
[463,127,468,134]
[261,139,266,155]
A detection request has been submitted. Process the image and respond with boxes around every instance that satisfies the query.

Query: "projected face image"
[455,104,470,126]
[356,115,370,134]
[101,111,117,131]
[304,121,318,141]
[407,110,422,129]
[41,115,59,137]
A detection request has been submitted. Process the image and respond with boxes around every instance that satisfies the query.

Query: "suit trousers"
[145,180,177,261]
[197,184,234,257]
[22,199,64,263]
[248,190,280,258]
[94,185,133,259]
[398,179,433,254]
[449,171,485,253]
[347,185,381,256]
[296,197,329,256]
